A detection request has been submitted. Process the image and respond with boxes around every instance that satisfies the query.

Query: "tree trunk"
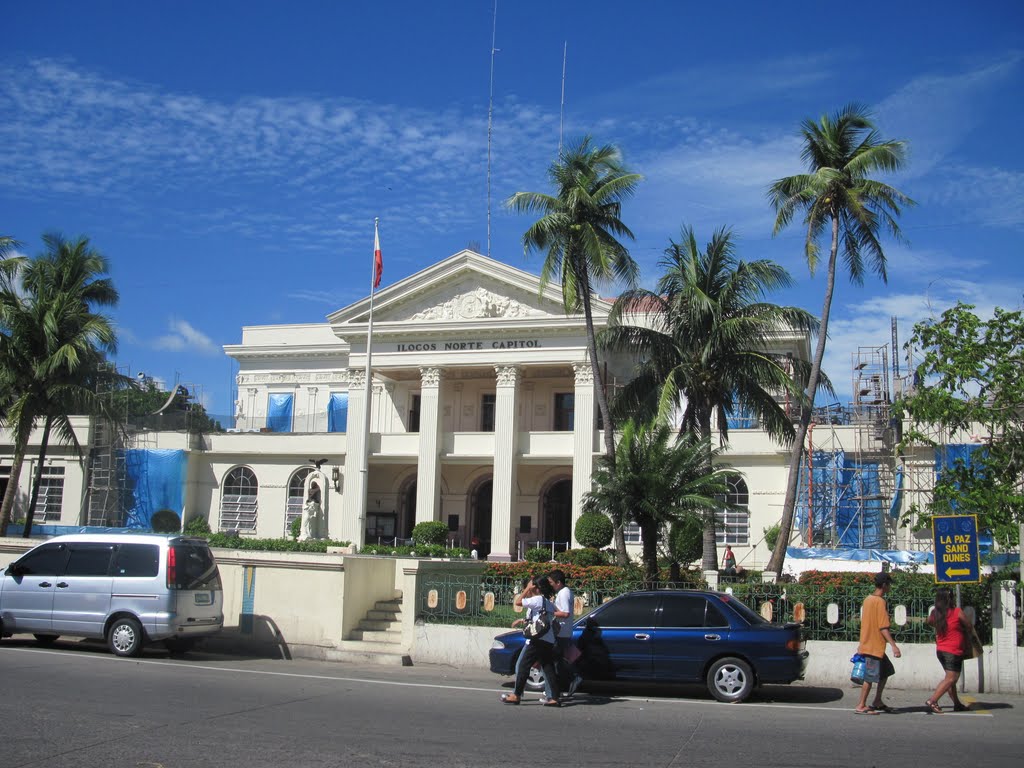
[22,415,53,538]
[0,449,26,536]
[767,213,840,576]
[640,518,659,587]
[698,411,720,572]
[578,258,628,566]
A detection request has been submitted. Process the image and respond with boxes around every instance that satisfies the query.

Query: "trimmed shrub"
[151,509,181,533]
[668,515,703,566]
[763,523,781,551]
[575,512,614,549]
[412,521,449,547]
[289,516,302,540]
[205,534,351,553]
[183,516,211,537]
[555,547,609,567]
[525,546,553,563]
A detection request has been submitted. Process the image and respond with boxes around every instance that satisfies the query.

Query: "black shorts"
[937,651,963,673]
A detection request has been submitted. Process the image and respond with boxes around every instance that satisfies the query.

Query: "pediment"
[328,250,608,329]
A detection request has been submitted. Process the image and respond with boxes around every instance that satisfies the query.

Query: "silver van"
[0,533,223,657]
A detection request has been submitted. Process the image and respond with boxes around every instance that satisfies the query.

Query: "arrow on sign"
[945,567,971,578]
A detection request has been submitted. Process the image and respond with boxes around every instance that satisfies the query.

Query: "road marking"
[0,646,994,717]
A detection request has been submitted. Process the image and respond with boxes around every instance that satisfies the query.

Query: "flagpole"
[360,218,381,542]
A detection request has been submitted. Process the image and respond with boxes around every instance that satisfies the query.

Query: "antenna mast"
[486,0,498,258]
[558,41,567,157]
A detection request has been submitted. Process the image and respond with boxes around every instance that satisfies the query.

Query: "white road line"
[0,647,993,717]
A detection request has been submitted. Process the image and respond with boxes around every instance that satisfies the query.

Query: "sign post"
[932,514,981,584]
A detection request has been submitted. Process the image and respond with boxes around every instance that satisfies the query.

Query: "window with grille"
[623,521,642,543]
[220,466,258,532]
[285,467,313,535]
[716,476,750,545]
[37,466,65,524]
[481,393,496,431]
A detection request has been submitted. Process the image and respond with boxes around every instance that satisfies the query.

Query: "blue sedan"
[489,589,808,703]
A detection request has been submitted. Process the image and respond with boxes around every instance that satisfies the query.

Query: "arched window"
[716,476,749,545]
[220,466,258,532]
[285,467,313,535]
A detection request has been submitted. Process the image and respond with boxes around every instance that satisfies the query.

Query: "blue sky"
[3,1,1022,419]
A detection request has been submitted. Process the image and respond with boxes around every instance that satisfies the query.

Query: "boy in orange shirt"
[855,571,902,714]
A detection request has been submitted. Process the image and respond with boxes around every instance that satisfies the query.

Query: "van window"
[111,544,160,578]
[171,542,221,590]
[13,543,67,575]
[65,544,114,577]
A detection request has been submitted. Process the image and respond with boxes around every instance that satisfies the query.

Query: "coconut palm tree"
[0,234,121,536]
[766,104,913,575]
[583,419,734,585]
[602,225,819,570]
[507,137,642,564]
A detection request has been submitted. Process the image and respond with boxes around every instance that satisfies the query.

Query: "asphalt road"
[1,637,1021,768]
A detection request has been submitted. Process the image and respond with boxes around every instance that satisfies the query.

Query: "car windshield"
[718,594,769,625]
[171,541,221,591]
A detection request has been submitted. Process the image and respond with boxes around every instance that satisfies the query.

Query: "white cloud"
[152,319,220,355]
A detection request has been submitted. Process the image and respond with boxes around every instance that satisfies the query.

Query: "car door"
[51,543,114,636]
[0,543,68,632]
[651,594,733,682]
[578,594,659,681]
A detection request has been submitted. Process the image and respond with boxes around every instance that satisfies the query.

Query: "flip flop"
[953,703,970,712]
[869,703,895,713]
[540,698,561,708]
[925,700,943,714]
[500,694,520,705]
[854,708,880,715]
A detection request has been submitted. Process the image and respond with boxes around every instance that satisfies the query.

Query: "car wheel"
[33,634,60,646]
[164,638,196,656]
[707,657,754,703]
[107,617,144,657]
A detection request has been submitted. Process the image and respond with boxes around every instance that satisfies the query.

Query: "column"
[490,365,521,561]
[341,368,368,545]
[571,361,596,546]
[415,367,445,525]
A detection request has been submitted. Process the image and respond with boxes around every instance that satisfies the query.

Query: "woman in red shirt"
[925,587,971,713]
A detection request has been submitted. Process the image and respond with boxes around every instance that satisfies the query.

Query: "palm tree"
[0,234,121,536]
[507,137,642,564]
[766,104,913,575]
[602,225,819,570]
[583,419,733,585]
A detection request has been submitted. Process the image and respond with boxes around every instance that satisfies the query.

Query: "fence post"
[990,580,1021,694]
[704,569,719,590]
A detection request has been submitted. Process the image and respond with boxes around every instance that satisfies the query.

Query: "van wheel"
[165,638,196,656]
[33,634,59,646]
[707,657,754,703]
[108,617,144,657]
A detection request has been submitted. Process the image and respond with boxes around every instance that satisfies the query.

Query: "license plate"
[194,592,212,605]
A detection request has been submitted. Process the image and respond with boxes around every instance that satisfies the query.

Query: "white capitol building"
[2,249,935,568]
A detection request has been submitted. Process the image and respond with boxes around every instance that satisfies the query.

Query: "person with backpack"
[548,569,583,697]
[501,575,561,706]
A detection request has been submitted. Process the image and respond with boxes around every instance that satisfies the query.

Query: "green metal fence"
[415,572,997,644]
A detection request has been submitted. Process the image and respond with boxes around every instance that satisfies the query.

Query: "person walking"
[500,575,561,706]
[548,569,583,697]
[854,571,901,715]
[925,587,971,714]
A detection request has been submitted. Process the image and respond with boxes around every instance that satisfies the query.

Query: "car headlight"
[491,639,507,650]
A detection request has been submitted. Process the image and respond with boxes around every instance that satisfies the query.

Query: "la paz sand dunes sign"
[932,514,981,584]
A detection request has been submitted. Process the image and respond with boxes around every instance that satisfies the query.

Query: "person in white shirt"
[500,576,561,706]
[548,569,584,697]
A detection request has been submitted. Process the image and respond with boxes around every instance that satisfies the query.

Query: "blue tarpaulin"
[122,448,185,529]
[267,393,293,432]
[786,546,934,564]
[328,392,349,433]
[794,450,887,549]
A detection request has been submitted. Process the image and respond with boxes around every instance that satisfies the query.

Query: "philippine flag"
[373,221,383,289]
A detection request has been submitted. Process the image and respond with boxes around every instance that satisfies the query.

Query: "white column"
[490,365,521,561]
[415,367,445,525]
[571,361,596,546]
[341,368,368,545]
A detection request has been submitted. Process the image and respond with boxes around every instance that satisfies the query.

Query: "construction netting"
[121,448,186,529]
[794,450,890,549]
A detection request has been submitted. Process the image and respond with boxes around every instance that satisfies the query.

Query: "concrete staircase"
[328,590,412,666]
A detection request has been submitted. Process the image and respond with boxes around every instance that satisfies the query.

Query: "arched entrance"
[399,480,417,541]
[542,478,572,546]
[470,478,493,559]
